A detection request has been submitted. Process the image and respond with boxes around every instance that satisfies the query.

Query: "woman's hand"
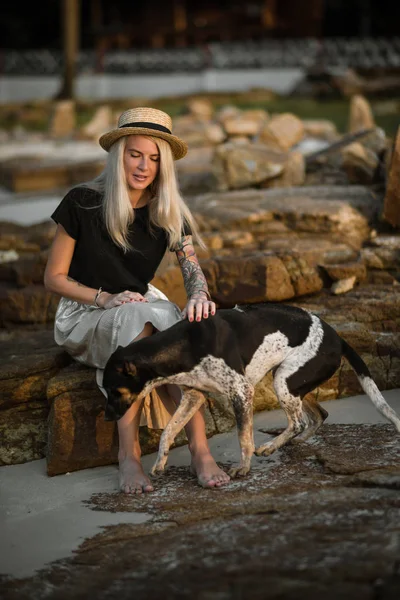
[98,290,148,309]
[182,292,216,322]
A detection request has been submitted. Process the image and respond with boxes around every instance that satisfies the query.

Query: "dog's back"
[107,302,335,391]
[215,303,338,389]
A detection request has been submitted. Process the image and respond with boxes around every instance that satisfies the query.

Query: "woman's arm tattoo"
[66,276,86,287]
[175,236,210,299]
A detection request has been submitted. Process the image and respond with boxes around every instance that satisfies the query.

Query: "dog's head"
[103,351,143,421]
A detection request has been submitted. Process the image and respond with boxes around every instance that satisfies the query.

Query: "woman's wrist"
[94,288,110,308]
[189,290,210,301]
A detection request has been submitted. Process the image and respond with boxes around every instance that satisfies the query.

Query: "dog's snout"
[104,387,138,421]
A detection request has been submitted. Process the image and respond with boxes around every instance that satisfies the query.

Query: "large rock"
[259,112,305,150]
[174,115,225,147]
[0,220,57,250]
[0,250,48,286]
[0,283,60,325]
[187,186,376,250]
[341,142,380,185]
[212,142,286,190]
[0,328,71,465]
[48,100,76,138]
[348,94,376,133]
[155,251,323,308]
[361,234,400,271]
[0,156,105,193]
[223,111,268,137]
[46,364,119,476]
[383,125,400,228]
[302,119,339,141]
[79,105,113,143]
[261,150,305,188]
[0,401,50,466]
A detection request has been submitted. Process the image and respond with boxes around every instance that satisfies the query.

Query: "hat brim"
[99,127,188,160]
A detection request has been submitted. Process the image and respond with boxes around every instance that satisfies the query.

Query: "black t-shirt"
[51,186,190,295]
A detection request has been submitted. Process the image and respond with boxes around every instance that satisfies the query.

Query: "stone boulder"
[341,142,380,184]
[0,328,71,466]
[348,94,376,133]
[0,283,60,325]
[212,142,286,190]
[383,125,400,228]
[78,105,113,143]
[258,112,305,151]
[48,100,76,139]
[187,185,376,250]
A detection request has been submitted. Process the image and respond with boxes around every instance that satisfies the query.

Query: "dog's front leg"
[150,388,205,476]
[228,388,255,478]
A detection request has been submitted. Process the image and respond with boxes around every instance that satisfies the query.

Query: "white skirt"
[54,284,182,428]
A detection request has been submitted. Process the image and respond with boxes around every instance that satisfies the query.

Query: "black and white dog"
[103,302,400,478]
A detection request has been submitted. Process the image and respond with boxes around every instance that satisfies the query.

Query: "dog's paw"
[149,465,165,477]
[254,444,276,457]
[289,435,305,445]
[228,465,250,479]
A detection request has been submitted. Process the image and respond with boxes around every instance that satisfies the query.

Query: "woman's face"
[123,135,160,193]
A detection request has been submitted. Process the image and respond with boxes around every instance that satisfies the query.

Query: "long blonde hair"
[83,135,204,252]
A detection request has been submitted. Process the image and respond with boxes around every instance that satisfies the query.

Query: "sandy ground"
[1,388,399,580]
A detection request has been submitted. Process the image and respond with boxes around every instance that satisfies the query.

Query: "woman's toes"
[191,455,231,489]
[119,457,154,494]
[214,473,230,487]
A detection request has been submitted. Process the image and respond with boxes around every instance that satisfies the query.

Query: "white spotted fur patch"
[244,314,324,386]
[140,356,249,402]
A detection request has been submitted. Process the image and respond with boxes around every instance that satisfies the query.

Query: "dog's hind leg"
[255,366,306,456]
[228,385,255,478]
[150,388,205,476]
[291,397,329,443]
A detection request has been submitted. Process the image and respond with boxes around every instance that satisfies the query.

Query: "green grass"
[155,94,400,138]
[0,93,399,138]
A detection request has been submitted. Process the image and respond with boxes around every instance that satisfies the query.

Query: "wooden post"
[173,0,187,47]
[261,0,277,30]
[56,0,81,99]
[91,0,103,62]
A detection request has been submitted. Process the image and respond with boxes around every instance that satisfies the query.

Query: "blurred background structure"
[1,0,400,101]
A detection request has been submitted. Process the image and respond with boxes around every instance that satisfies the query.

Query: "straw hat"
[99,107,188,160]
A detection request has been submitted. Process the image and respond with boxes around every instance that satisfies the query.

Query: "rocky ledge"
[2,423,400,599]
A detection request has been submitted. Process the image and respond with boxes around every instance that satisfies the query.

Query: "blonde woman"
[44,107,230,493]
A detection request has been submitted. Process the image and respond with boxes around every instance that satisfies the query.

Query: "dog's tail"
[342,339,400,432]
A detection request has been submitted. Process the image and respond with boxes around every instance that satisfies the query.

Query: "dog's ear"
[114,361,137,377]
[124,361,137,377]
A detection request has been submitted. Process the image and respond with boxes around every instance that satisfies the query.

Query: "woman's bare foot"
[119,456,154,494]
[190,451,230,489]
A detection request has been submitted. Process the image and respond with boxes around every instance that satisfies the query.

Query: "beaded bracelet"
[94,287,104,308]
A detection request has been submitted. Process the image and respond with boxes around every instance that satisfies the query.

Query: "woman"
[44,107,230,494]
